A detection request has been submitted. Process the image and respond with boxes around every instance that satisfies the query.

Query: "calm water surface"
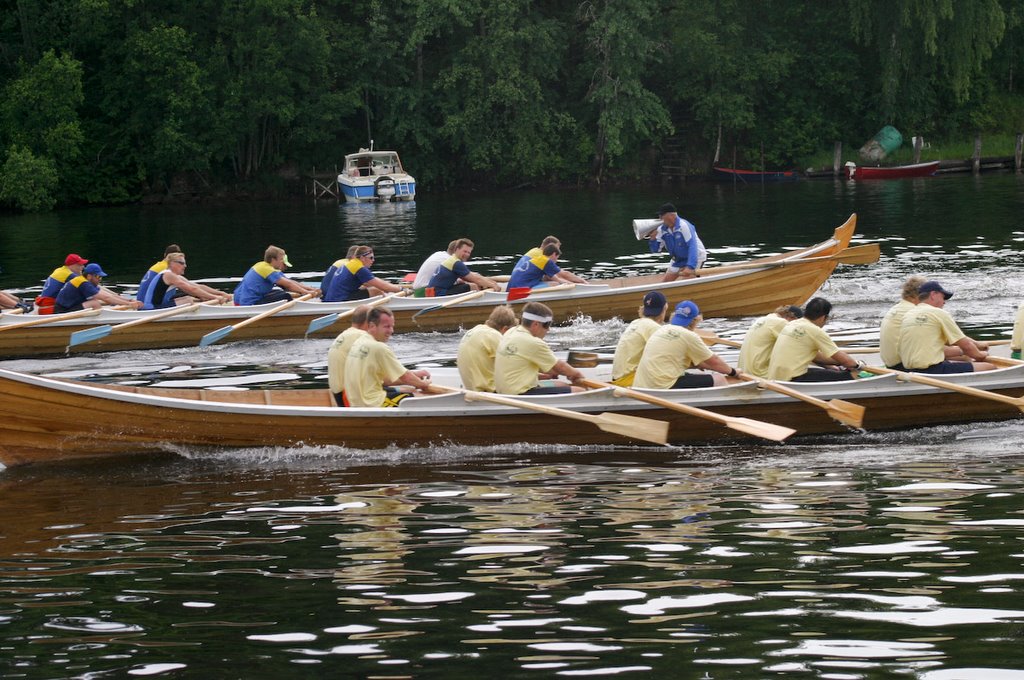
[2,174,1024,677]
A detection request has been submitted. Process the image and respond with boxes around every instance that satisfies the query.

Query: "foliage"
[0,146,60,212]
[0,1,1020,210]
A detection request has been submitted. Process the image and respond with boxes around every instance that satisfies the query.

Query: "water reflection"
[9,447,1022,674]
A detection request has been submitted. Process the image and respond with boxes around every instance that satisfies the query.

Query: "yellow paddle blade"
[594,412,669,445]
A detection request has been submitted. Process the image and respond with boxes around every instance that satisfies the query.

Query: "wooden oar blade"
[506,287,530,301]
[833,243,880,265]
[595,412,669,445]
[826,399,866,428]
[67,325,113,348]
[199,325,233,347]
[305,313,339,336]
[725,417,796,442]
[567,351,600,368]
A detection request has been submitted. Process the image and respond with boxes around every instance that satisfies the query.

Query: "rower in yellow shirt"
[633,301,736,389]
[737,304,803,378]
[610,291,667,386]
[898,281,994,373]
[767,297,863,382]
[343,307,432,407]
[457,306,518,392]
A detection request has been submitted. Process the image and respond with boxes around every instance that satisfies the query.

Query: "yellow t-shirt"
[611,317,662,382]
[767,317,841,381]
[737,314,787,378]
[1012,302,1024,351]
[343,334,408,407]
[327,327,368,394]
[898,304,966,369]
[457,323,502,392]
[879,299,916,367]
[494,325,558,395]
[633,325,713,389]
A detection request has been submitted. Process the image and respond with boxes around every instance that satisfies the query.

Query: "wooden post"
[1015,133,1023,173]
[832,141,842,177]
[973,135,982,174]
[912,136,923,164]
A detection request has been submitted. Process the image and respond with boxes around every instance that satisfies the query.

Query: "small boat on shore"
[844,161,939,180]
[712,167,800,182]
[2,352,1022,467]
[0,215,872,358]
[336,148,415,202]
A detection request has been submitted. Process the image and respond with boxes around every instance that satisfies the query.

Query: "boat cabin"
[345,150,406,178]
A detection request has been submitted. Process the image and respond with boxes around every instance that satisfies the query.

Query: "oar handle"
[578,378,730,426]
[737,371,830,407]
[429,384,599,425]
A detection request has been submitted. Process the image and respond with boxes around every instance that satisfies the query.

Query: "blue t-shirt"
[507,254,561,289]
[649,217,704,269]
[321,258,346,294]
[427,256,472,295]
[55,275,100,310]
[233,262,285,305]
[324,259,375,302]
[40,266,75,298]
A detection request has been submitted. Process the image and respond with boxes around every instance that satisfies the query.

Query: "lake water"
[2,174,1024,678]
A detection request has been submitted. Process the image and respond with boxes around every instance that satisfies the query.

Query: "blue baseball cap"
[84,262,108,277]
[642,291,667,316]
[670,300,700,326]
[919,280,953,299]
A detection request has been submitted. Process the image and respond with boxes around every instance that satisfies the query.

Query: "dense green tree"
[576,0,672,182]
[0,1,1018,210]
[0,48,83,210]
[849,0,1006,127]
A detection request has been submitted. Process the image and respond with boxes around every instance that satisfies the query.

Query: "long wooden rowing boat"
[0,214,867,357]
[2,352,1022,467]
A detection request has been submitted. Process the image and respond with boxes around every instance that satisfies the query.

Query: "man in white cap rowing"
[494,301,585,395]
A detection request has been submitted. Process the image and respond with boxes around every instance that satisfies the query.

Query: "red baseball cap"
[65,254,89,266]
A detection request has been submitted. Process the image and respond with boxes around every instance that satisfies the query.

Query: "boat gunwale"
[5,359,1024,418]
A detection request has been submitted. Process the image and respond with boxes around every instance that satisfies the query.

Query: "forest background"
[0,0,1021,212]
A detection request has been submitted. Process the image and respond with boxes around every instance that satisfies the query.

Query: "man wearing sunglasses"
[323,246,402,302]
[494,301,586,395]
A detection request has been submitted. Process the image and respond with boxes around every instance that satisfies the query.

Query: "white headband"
[522,311,553,324]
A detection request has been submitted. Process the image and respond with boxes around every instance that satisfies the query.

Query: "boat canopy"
[344,150,405,178]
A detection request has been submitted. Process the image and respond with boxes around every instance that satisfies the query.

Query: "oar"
[577,378,795,442]
[863,365,1024,413]
[304,291,405,337]
[68,300,223,348]
[507,282,576,302]
[428,384,669,445]
[199,292,316,347]
[735,371,865,428]
[704,243,880,274]
[0,307,111,333]
[695,330,742,349]
[411,289,488,322]
[565,350,610,366]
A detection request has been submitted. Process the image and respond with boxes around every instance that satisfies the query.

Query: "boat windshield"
[345,153,404,177]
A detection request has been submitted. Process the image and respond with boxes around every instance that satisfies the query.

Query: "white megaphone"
[632,218,662,240]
